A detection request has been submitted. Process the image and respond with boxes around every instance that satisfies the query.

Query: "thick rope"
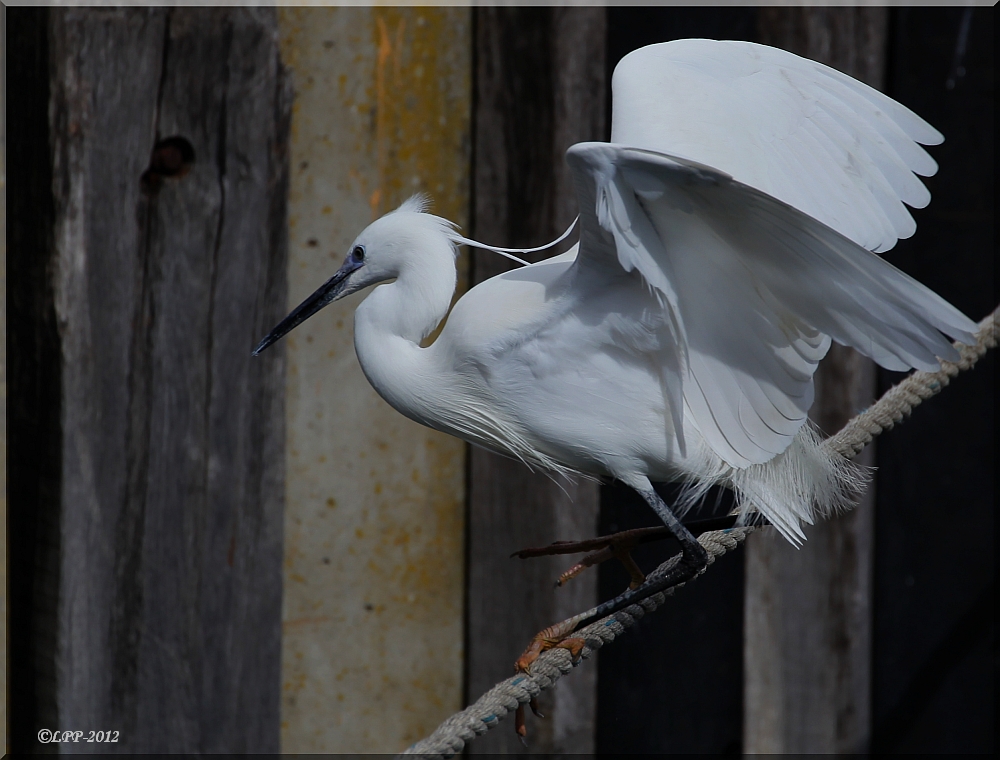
[827,308,997,458]
[400,307,997,759]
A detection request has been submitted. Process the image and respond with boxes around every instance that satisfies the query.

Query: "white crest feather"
[394,193,433,215]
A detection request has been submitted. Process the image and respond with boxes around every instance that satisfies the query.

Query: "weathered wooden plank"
[9,7,289,752]
[8,7,122,751]
[49,10,169,749]
[467,7,605,754]
[744,7,887,754]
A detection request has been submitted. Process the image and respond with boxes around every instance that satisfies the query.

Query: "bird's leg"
[513,514,739,589]
[638,486,709,579]
[513,488,709,677]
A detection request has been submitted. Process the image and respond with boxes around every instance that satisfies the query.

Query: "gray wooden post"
[7,7,290,753]
[466,7,606,753]
[744,7,888,754]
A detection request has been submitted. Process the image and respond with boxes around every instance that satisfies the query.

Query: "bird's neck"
[352,259,457,420]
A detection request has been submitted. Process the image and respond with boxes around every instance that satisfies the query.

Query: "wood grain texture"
[467,7,605,754]
[10,7,290,752]
[7,7,68,752]
[744,7,887,754]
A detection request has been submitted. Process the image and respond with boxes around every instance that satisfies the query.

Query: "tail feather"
[675,423,869,544]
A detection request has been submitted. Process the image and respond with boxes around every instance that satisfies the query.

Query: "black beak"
[252,257,363,356]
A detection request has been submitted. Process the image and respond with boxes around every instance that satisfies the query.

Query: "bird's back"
[431,246,696,482]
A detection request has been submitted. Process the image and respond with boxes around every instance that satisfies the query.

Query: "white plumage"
[254,40,977,544]
[611,40,942,252]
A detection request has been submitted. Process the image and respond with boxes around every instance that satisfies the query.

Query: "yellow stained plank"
[276,7,470,753]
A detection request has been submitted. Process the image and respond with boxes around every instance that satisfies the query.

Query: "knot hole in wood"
[142,135,195,191]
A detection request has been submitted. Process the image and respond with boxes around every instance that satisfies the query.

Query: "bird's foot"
[514,618,587,674]
[512,620,586,741]
[512,526,669,589]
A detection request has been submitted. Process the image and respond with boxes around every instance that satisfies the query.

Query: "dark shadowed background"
[595,6,993,754]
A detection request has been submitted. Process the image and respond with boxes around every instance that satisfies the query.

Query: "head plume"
[389,194,579,268]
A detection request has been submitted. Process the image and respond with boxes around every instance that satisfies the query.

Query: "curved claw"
[529,697,544,718]
[515,703,527,743]
[514,696,546,741]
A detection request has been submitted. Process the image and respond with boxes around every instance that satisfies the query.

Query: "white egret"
[254,39,977,641]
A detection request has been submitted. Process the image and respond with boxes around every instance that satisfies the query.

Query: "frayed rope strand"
[827,307,997,459]
[398,305,998,759]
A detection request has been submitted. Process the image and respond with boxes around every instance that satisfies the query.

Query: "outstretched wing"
[611,39,943,253]
[566,142,977,468]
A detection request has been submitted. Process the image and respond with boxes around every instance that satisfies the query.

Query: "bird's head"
[252,195,457,356]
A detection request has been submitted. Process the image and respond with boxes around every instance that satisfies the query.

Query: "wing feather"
[566,142,977,467]
[611,39,942,252]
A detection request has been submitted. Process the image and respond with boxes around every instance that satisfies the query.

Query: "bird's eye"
[352,245,365,262]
